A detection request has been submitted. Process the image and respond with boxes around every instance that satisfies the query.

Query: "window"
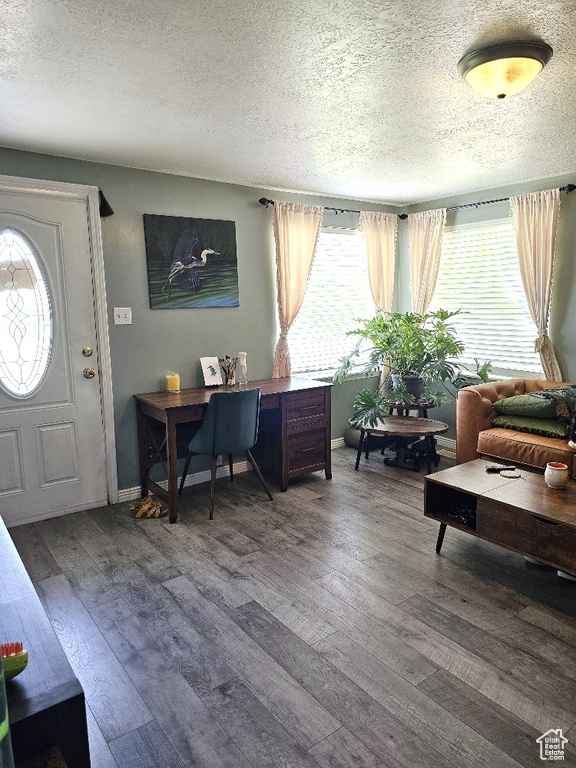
[0,229,53,397]
[430,218,543,376]
[288,228,374,376]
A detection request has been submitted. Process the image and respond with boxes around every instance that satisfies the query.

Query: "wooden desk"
[0,519,90,767]
[135,377,332,523]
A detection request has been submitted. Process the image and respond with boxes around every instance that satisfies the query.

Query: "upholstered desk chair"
[178,387,273,519]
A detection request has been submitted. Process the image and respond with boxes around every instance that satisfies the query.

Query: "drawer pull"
[297,405,318,412]
[532,515,560,525]
[299,446,317,453]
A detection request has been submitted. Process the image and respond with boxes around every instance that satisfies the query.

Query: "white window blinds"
[430,217,543,375]
[288,229,374,376]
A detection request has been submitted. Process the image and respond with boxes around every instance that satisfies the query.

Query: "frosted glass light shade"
[458,40,553,99]
[465,57,542,98]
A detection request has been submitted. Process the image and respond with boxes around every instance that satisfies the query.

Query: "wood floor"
[10,447,576,768]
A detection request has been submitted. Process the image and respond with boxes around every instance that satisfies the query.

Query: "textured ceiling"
[1,0,576,205]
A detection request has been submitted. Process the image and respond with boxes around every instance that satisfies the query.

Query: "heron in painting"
[163,227,219,296]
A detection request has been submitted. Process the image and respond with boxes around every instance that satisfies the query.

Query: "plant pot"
[545,462,569,489]
[344,427,362,448]
[402,375,423,401]
[391,374,402,390]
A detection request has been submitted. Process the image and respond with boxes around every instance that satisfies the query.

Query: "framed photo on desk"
[200,356,223,386]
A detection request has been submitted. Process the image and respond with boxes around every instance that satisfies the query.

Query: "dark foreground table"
[0,519,90,767]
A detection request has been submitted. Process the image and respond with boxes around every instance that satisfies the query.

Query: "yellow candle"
[165,372,181,392]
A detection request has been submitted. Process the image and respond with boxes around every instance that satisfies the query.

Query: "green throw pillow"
[492,415,568,438]
[493,394,557,418]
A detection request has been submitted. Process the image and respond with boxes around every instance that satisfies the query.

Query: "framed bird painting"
[144,214,239,308]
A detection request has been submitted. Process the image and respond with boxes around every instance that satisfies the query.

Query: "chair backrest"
[190,388,261,456]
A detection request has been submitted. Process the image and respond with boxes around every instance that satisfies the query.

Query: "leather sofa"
[456,379,576,477]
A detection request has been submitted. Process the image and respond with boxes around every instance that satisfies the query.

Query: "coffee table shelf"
[425,459,576,575]
[425,482,477,529]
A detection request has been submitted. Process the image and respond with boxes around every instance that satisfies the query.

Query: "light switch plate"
[114,307,132,325]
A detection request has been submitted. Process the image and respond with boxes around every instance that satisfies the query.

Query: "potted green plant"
[452,358,492,389]
[334,309,465,428]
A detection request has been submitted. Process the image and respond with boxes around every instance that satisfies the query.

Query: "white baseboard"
[330,434,454,452]
[118,460,251,503]
[4,498,109,528]
[118,487,143,503]
[119,442,347,502]
[435,435,456,457]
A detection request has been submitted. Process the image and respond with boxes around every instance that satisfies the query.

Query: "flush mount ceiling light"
[458,40,553,99]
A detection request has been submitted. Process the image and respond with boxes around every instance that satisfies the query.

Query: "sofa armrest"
[456,380,526,464]
[456,388,495,464]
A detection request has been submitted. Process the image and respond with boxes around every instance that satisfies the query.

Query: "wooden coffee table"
[425,459,576,576]
[354,416,448,474]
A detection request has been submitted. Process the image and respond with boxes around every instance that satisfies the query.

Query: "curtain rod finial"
[98,189,114,217]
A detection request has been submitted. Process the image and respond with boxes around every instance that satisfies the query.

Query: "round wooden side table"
[354,416,449,474]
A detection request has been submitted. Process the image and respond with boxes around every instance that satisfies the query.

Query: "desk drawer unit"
[286,390,326,422]
[287,425,327,471]
[281,387,331,489]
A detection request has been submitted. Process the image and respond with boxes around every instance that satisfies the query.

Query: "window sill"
[293,369,379,383]
[487,369,545,381]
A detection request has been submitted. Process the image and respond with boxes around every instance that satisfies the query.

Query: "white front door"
[0,180,115,526]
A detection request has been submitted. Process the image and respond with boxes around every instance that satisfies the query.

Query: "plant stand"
[353,401,442,473]
[383,436,441,472]
[354,417,448,475]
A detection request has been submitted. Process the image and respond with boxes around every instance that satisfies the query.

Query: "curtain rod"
[259,184,576,220]
[258,197,409,220]
[446,183,576,212]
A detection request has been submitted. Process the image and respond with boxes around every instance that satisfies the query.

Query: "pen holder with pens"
[219,356,238,386]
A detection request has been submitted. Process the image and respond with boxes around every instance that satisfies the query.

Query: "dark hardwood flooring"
[10,447,576,768]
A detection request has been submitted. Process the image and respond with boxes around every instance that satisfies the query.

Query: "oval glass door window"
[0,229,53,397]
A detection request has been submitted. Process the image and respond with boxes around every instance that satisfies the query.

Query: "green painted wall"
[0,147,394,489]
[4,145,570,476]
[397,173,576,437]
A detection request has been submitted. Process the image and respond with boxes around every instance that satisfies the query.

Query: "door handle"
[83,367,96,379]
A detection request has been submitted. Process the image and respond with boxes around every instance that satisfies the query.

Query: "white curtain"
[272,202,323,377]
[359,211,397,311]
[409,208,446,313]
[510,189,562,380]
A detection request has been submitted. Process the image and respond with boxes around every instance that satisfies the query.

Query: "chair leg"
[245,450,273,501]
[179,452,193,496]
[229,454,234,482]
[209,455,218,519]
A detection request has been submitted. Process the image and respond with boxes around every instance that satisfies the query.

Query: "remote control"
[485,465,516,473]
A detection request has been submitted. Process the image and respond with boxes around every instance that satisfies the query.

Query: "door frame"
[0,173,118,505]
